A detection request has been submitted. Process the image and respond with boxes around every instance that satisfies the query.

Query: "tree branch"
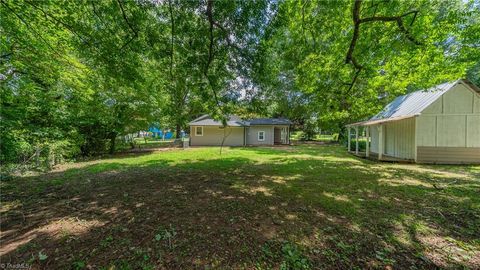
[168,0,174,79]
[23,0,91,45]
[345,0,363,69]
[116,0,138,50]
[204,0,221,108]
[346,68,362,94]
[345,0,422,90]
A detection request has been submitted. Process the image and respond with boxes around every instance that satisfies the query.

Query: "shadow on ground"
[1,145,479,269]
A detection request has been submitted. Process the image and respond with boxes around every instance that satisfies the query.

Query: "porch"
[274,126,290,145]
[348,150,414,163]
[345,118,414,163]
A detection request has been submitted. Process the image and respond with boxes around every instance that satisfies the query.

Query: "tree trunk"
[176,124,181,139]
[337,125,346,142]
[35,146,41,167]
[109,133,116,154]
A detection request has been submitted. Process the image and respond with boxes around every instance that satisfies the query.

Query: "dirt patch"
[1,145,478,269]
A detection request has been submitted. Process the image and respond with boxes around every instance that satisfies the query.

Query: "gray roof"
[248,118,292,125]
[347,79,479,127]
[189,115,291,127]
[189,115,248,127]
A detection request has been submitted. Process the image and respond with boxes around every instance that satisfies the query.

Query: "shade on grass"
[1,145,479,269]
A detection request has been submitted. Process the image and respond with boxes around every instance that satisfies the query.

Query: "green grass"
[1,145,479,269]
[290,132,337,141]
[315,134,336,141]
[133,137,175,144]
[115,138,177,152]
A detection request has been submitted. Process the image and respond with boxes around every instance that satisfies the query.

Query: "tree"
[252,0,479,139]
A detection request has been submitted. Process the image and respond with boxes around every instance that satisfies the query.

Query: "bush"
[348,140,367,152]
[0,138,80,173]
[43,140,80,168]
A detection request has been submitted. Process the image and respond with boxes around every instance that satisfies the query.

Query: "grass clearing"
[1,145,479,269]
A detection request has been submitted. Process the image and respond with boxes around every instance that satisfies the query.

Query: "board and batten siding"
[370,125,379,153]
[368,118,415,160]
[416,83,480,163]
[246,126,275,145]
[190,126,245,146]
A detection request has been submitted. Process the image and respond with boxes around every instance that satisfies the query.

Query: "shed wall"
[416,83,480,163]
[417,147,480,164]
[370,125,379,153]
[368,119,415,159]
[416,84,480,148]
[384,118,416,159]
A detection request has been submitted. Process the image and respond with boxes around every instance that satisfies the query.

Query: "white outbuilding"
[346,79,480,164]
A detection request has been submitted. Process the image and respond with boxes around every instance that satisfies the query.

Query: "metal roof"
[248,118,292,125]
[369,81,454,121]
[347,79,478,127]
[189,115,291,127]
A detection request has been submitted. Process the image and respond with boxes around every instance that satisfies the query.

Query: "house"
[188,115,291,146]
[346,79,480,164]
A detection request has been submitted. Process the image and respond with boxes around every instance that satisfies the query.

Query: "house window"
[195,126,203,136]
[258,131,265,141]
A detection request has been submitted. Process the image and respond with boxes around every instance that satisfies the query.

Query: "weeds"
[280,242,311,270]
[154,224,177,249]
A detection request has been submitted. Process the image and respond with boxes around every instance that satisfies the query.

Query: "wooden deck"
[348,151,414,163]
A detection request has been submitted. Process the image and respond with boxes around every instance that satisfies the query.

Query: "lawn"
[1,145,479,269]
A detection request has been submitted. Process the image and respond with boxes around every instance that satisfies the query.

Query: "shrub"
[348,140,367,152]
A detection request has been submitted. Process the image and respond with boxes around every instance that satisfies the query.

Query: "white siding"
[370,125,379,153]
[416,83,480,148]
[467,115,480,147]
[443,84,475,113]
[246,126,274,145]
[436,115,466,147]
[382,118,416,159]
[474,94,480,113]
[416,116,436,147]
[368,119,415,159]
[422,98,442,114]
[190,126,244,146]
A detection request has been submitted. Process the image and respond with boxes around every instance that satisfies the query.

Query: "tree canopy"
[1,0,479,164]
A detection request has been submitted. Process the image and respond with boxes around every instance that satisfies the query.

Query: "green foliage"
[251,0,480,134]
[72,260,86,270]
[349,140,367,152]
[38,250,48,261]
[1,0,479,169]
[280,242,311,270]
[0,0,269,166]
[154,224,177,249]
[100,235,114,248]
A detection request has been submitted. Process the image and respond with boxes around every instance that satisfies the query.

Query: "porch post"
[347,126,351,152]
[244,126,246,146]
[378,125,384,160]
[287,126,290,144]
[355,126,359,155]
[365,126,370,157]
[414,116,418,163]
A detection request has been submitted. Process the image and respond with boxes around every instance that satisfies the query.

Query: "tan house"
[189,115,291,146]
[346,79,480,164]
